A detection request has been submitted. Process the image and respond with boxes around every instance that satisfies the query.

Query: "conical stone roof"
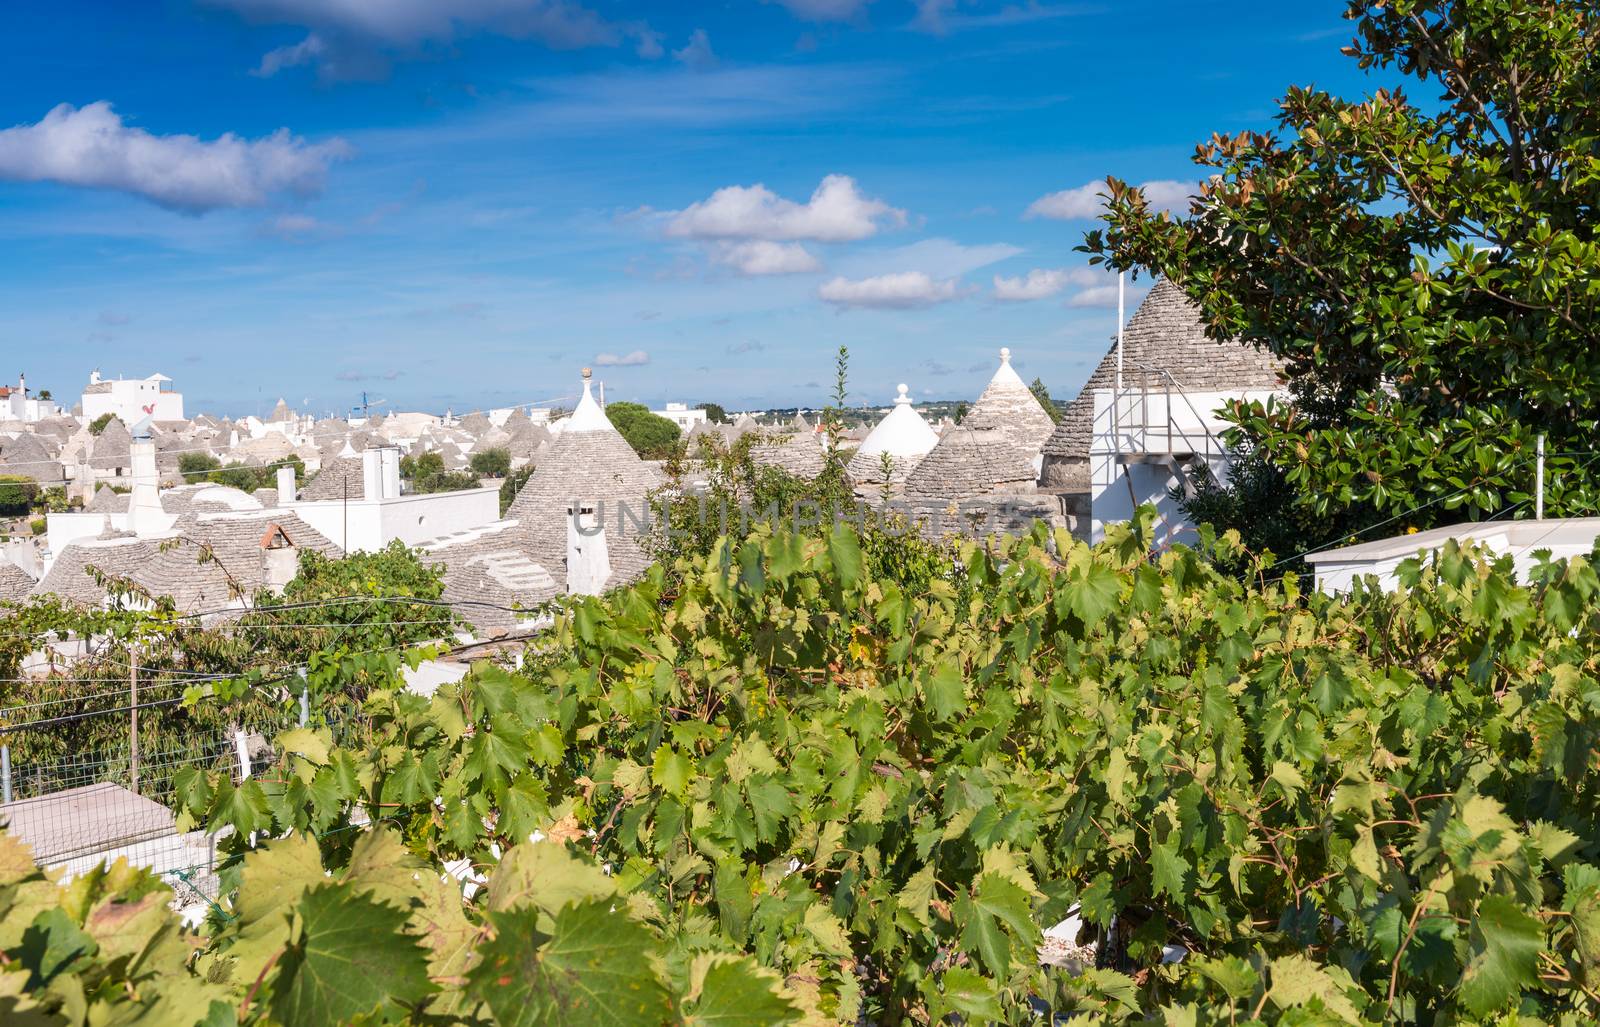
[1040,279,1284,489]
[966,348,1055,457]
[507,422,552,461]
[506,369,663,585]
[32,417,78,442]
[298,456,366,501]
[902,424,1037,500]
[0,562,34,603]
[89,418,132,470]
[751,431,826,479]
[86,485,128,513]
[0,432,60,481]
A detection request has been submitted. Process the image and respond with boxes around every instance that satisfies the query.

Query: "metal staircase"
[1111,362,1234,496]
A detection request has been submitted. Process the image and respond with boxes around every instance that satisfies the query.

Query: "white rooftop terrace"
[1304,517,1600,593]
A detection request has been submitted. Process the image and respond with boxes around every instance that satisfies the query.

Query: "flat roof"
[1305,517,1600,564]
[1,781,176,864]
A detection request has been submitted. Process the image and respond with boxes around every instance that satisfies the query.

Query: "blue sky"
[0,1,1368,417]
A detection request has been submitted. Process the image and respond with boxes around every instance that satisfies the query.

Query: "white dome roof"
[855,384,939,459]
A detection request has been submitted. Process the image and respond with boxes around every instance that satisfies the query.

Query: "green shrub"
[468,446,510,478]
[499,464,533,515]
[605,401,680,459]
[177,451,221,477]
[0,475,37,516]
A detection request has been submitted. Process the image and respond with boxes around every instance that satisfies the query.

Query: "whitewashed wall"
[288,487,500,553]
[1088,387,1278,548]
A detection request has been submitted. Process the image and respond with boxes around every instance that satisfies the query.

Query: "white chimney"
[276,464,296,503]
[379,447,400,500]
[260,525,298,592]
[566,503,611,596]
[361,449,382,500]
[128,439,162,537]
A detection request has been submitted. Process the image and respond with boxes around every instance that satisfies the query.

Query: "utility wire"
[1263,447,1600,586]
[0,632,490,734]
[0,593,533,645]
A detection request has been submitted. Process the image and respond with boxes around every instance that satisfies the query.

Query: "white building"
[0,374,62,422]
[1304,519,1600,594]
[651,403,707,431]
[275,449,500,554]
[80,371,184,424]
[1086,383,1278,550]
[1042,280,1286,545]
[44,444,500,568]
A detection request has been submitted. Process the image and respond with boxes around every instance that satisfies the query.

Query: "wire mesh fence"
[1,733,237,894]
[0,698,343,899]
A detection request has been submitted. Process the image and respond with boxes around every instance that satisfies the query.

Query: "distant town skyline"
[1,2,1368,413]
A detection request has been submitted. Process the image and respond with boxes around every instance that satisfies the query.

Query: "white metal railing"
[1112,363,1233,482]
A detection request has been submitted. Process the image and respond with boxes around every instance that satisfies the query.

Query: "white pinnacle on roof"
[565,368,612,432]
[846,383,940,487]
[856,384,938,460]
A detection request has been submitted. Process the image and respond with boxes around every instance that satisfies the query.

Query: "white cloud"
[713,240,822,275]
[595,349,650,366]
[269,213,321,236]
[0,102,351,213]
[1066,282,1148,309]
[253,32,327,76]
[1139,180,1195,212]
[914,0,1087,33]
[911,0,955,32]
[212,0,613,45]
[818,271,961,309]
[993,267,1100,301]
[210,0,654,76]
[633,27,664,59]
[769,0,873,21]
[852,237,1020,278]
[672,28,717,69]
[995,268,1067,301]
[1025,178,1194,220]
[665,174,904,243]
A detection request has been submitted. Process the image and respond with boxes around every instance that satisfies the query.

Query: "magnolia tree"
[1084,0,1600,544]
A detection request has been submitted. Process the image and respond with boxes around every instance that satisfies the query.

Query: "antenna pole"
[1114,270,1126,442]
[1116,271,1125,394]
[129,651,139,793]
[1536,433,1546,520]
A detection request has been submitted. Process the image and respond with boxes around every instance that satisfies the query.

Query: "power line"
[0,677,192,714]
[0,632,494,734]
[0,593,533,646]
[1272,446,1581,569]
[1261,447,1600,586]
